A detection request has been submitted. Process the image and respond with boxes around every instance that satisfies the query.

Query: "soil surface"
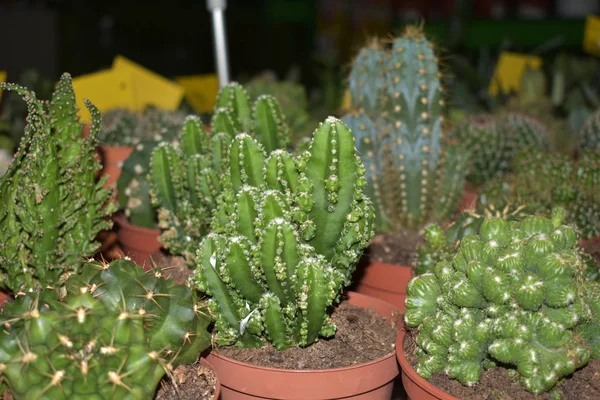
[216,298,400,370]
[148,251,193,285]
[404,329,600,399]
[155,360,218,400]
[368,230,423,266]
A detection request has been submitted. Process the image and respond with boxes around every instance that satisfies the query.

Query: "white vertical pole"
[207,0,230,88]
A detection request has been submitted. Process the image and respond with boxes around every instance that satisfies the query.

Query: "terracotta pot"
[396,328,458,400]
[0,291,11,308]
[457,186,478,213]
[114,214,161,270]
[353,262,412,312]
[207,292,400,399]
[200,357,222,400]
[580,235,600,249]
[98,145,134,191]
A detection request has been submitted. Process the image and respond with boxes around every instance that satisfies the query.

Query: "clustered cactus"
[342,27,469,231]
[0,74,115,293]
[405,209,600,394]
[150,82,290,264]
[0,258,212,399]
[580,108,600,151]
[480,148,600,240]
[191,117,374,349]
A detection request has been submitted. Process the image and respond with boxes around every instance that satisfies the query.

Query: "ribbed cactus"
[0,74,115,293]
[0,258,211,400]
[150,83,291,264]
[190,117,374,349]
[502,112,551,156]
[98,108,139,146]
[579,108,600,151]
[342,26,469,231]
[449,114,509,185]
[405,209,600,394]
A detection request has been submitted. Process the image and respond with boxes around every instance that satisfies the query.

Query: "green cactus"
[98,108,139,146]
[0,258,211,400]
[342,26,469,231]
[190,117,374,349]
[579,108,600,151]
[0,73,116,294]
[405,209,600,394]
[501,112,551,156]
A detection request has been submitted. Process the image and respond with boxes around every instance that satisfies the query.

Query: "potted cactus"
[399,209,600,399]
[340,26,470,310]
[0,73,116,298]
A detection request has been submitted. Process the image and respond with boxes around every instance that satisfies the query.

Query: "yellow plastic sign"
[112,56,184,111]
[489,52,542,96]
[0,71,6,101]
[176,74,219,113]
[584,15,600,56]
[71,69,137,123]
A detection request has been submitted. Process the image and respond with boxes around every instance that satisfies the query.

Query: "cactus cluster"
[150,82,291,263]
[0,258,212,400]
[341,26,469,231]
[480,148,600,240]
[0,74,115,293]
[190,117,374,349]
[405,209,600,394]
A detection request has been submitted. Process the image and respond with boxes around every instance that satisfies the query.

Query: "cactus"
[98,108,139,146]
[149,84,291,264]
[342,26,469,231]
[0,258,212,400]
[502,112,551,156]
[0,74,115,293]
[189,117,374,349]
[579,108,600,151]
[405,209,600,394]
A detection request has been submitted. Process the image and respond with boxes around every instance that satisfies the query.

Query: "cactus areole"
[190,117,375,350]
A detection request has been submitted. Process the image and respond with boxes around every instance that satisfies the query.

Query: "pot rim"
[200,357,221,400]
[114,213,160,235]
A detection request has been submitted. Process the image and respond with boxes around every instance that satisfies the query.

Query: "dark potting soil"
[149,251,193,285]
[368,229,423,266]
[216,299,400,370]
[404,329,600,400]
[155,361,218,400]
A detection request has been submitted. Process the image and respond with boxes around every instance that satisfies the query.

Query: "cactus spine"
[342,26,469,231]
[190,117,374,349]
[0,258,211,400]
[0,74,115,293]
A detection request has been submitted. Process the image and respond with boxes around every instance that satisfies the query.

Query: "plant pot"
[114,214,161,270]
[207,292,400,399]
[0,291,11,308]
[457,186,478,213]
[353,261,412,312]
[396,328,458,400]
[98,145,134,191]
[201,357,222,400]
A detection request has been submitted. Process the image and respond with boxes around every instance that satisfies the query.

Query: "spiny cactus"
[405,209,600,394]
[342,26,469,231]
[501,112,551,156]
[579,108,600,151]
[0,73,115,293]
[0,258,212,400]
[150,84,291,264]
[190,117,374,349]
[98,108,139,146]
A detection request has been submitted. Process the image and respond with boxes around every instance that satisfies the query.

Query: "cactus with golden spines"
[190,117,374,349]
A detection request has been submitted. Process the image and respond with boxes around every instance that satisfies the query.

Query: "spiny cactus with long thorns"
[0,258,212,400]
[405,209,600,394]
[0,74,115,293]
[190,117,374,349]
[342,26,469,231]
[150,83,291,265]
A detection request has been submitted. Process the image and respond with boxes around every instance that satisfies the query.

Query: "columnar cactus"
[579,108,600,151]
[150,83,291,264]
[0,258,212,400]
[0,74,115,293]
[405,209,600,394]
[190,117,374,349]
[342,26,469,231]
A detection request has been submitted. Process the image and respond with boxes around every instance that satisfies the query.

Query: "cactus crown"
[342,26,469,231]
[190,117,374,349]
[0,73,115,293]
[405,209,600,394]
[0,258,212,399]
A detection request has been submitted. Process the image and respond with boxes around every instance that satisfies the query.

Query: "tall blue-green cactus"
[342,26,469,231]
[190,117,374,349]
[0,258,211,400]
[0,73,115,293]
[405,209,600,394]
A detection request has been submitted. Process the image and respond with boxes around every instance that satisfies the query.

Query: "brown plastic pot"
[207,292,400,400]
[200,357,222,400]
[98,145,134,191]
[114,214,161,270]
[353,262,412,312]
[396,328,458,400]
[457,186,478,213]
